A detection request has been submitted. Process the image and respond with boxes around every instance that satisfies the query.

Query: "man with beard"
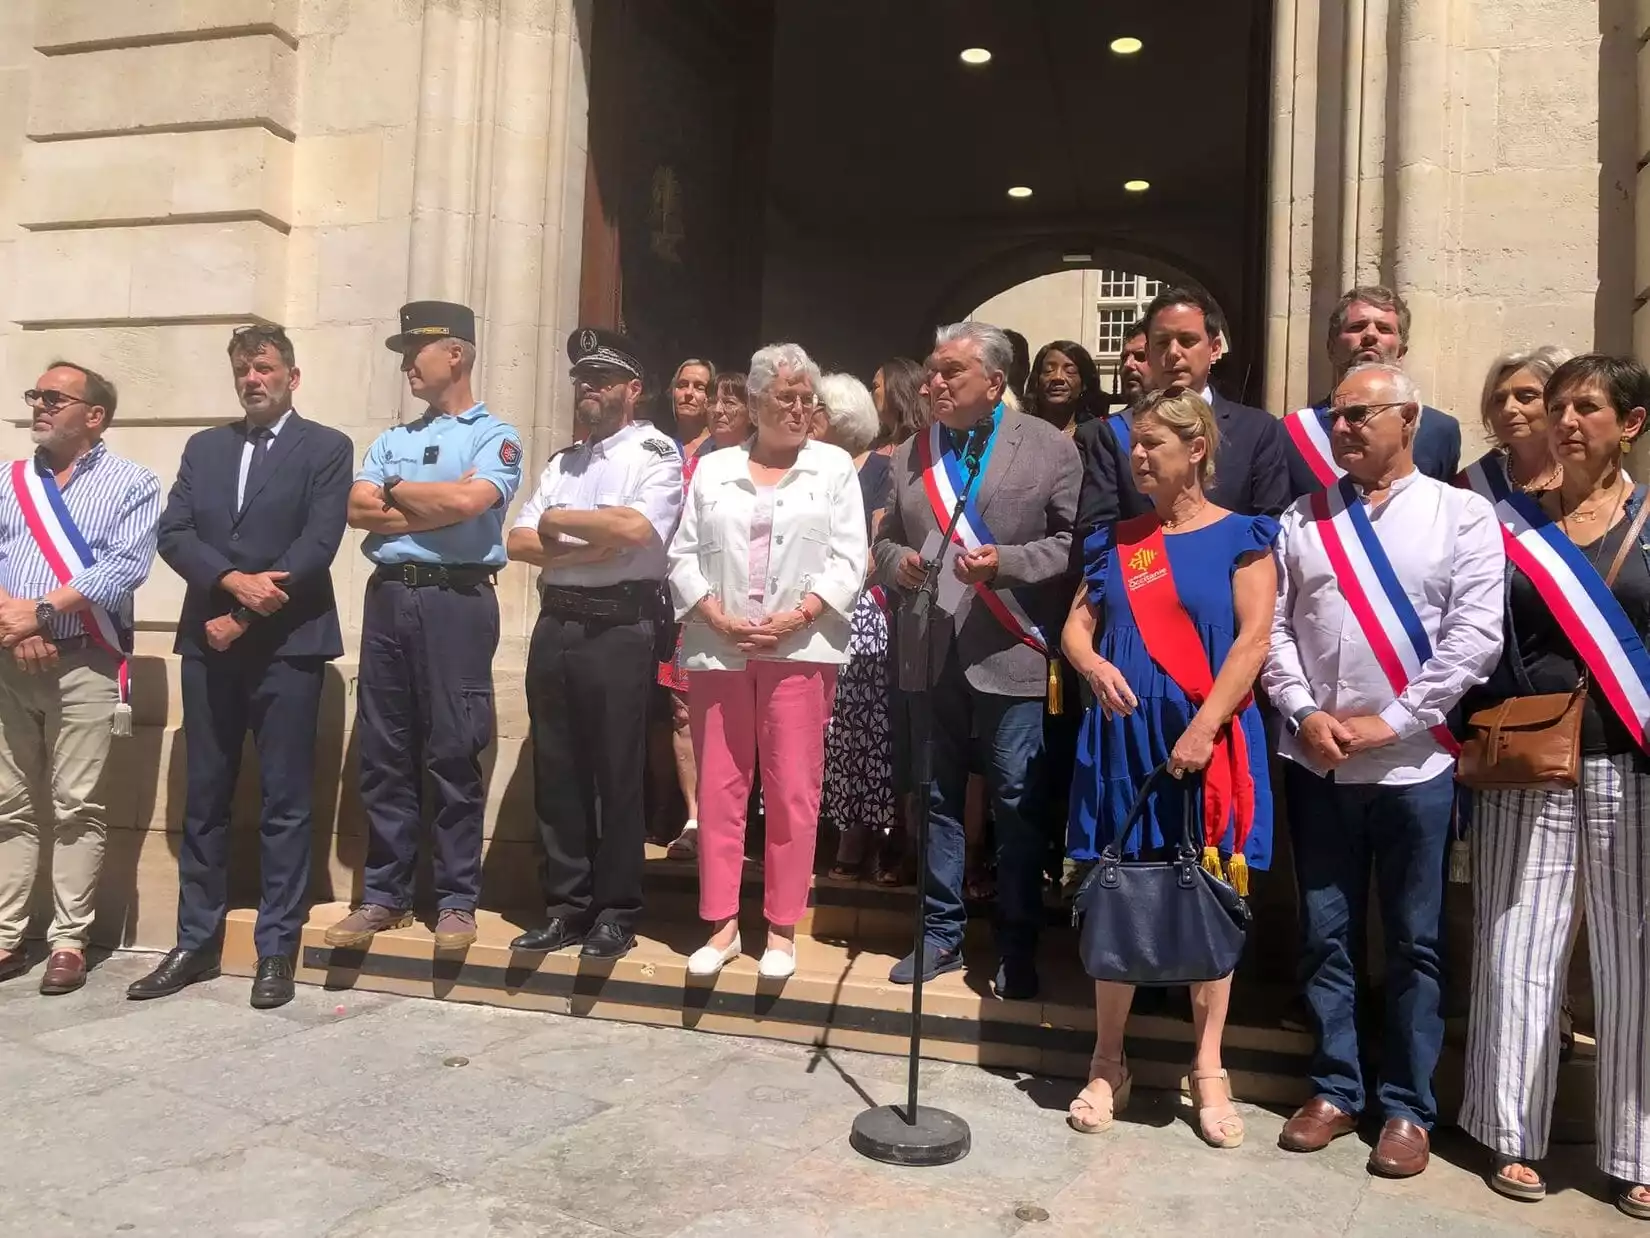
[504,328,683,959]
[1074,321,1152,547]
[129,325,352,1008]
[1281,286,1461,495]
[0,361,159,994]
[324,301,523,953]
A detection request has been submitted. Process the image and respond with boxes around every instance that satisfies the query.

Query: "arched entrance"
[579,0,1276,386]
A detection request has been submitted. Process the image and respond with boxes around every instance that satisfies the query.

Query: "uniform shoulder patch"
[499,438,522,467]
[642,437,678,458]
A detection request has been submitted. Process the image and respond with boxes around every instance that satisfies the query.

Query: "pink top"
[745,483,777,618]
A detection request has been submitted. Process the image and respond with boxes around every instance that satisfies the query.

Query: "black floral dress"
[821,590,897,835]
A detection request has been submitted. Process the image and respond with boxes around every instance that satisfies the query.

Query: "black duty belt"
[539,580,662,624]
[373,563,497,589]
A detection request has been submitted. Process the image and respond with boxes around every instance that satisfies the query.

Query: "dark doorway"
[583,0,1275,401]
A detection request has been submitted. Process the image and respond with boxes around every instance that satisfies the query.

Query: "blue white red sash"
[10,459,132,718]
[1464,458,1650,752]
[914,421,1048,654]
[1284,405,1343,488]
[1308,478,1459,754]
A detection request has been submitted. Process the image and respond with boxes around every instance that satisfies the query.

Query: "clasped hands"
[0,599,62,674]
[205,569,292,652]
[701,599,814,653]
[895,545,999,591]
[1296,710,1397,768]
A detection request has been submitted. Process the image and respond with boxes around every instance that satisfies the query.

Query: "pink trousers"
[688,661,838,925]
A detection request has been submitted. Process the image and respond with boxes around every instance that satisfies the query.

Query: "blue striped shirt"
[0,442,162,641]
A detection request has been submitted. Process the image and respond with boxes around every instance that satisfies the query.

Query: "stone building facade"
[0,0,1642,944]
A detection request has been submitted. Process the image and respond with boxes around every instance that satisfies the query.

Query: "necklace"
[1555,478,1628,539]
[1162,498,1207,530]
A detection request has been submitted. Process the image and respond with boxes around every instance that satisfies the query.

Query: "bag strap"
[1603,486,1650,588]
[1109,762,1201,858]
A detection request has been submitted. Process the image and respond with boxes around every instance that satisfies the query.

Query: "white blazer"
[668,439,867,670]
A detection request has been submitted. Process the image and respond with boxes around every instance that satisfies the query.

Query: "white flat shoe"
[757,947,796,980]
[687,933,740,977]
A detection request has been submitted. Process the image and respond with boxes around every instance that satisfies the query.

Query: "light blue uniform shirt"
[356,403,524,567]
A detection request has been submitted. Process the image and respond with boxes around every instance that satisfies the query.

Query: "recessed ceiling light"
[1007,186,1034,199]
[1110,36,1143,55]
[1123,179,1150,193]
[960,47,992,66]
[1062,252,1094,264]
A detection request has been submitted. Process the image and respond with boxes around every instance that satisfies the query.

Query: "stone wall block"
[302,27,422,135]
[13,228,135,321]
[1495,43,1597,171]
[314,218,412,324]
[1458,49,1499,175]
[1456,168,1598,299]
[1465,0,1602,50]
[35,0,297,50]
[1638,164,1650,303]
[1392,35,1449,172]
[490,130,552,227]
[376,125,419,221]
[0,1,37,71]
[292,131,384,227]
[129,221,289,320]
[26,37,296,139]
[19,129,293,229]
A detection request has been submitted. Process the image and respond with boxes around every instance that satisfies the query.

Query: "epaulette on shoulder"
[641,436,678,458]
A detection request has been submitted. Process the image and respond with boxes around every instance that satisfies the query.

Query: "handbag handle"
[1105,762,1201,861]
[1602,487,1650,588]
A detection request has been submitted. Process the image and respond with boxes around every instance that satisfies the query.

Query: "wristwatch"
[381,475,403,510]
[1285,704,1320,736]
[230,606,256,625]
[33,598,55,629]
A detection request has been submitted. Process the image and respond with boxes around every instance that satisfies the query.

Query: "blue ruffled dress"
[1067,513,1279,867]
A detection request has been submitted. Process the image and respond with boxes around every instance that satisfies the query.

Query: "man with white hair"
[873,321,1080,999]
[1264,361,1504,1177]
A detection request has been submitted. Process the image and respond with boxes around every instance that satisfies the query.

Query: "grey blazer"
[873,410,1081,697]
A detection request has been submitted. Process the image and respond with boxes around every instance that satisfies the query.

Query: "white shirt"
[513,420,684,586]
[237,408,294,510]
[1263,469,1506,784]
[668,439,867,669]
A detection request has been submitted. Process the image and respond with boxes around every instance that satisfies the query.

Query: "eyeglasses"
[570,367,631,390]
[1326,401,1408,427]
[23,389,89,412]
[771,393,822,413]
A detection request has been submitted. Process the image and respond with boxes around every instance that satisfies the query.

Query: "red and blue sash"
[1461,455,1650,751]
[1308,477,1459,755]
[1284,405,1343,488]
[914,420,1048,654]
[10,459,132,719]
[1115,514,1255,892]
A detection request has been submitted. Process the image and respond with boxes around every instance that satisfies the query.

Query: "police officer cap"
[385,301,477,352]
[567,327,645,382]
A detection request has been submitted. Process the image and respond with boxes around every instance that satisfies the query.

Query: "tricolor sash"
[1308,478,1460,755]
[10,459,133,733]
[1464,460,1650,752]
[1284,405,1343,488]
[1114,514,1256,892]
[914,420,1048,654]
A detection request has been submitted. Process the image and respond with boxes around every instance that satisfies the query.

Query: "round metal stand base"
[850,1104,971,1166]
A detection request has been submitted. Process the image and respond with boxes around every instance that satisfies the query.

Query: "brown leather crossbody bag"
[1458,496,1650,790]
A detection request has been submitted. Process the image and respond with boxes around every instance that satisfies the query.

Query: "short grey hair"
[934,321,1014,383]
[817,372,879,454]
[1339,360,1421,408]
[1479,344,1573,427]
[748,342,820,400]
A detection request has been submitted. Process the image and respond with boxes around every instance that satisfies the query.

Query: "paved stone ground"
[0,951,1637,1237]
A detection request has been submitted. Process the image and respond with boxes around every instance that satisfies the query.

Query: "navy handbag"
[1071,763,1251,985]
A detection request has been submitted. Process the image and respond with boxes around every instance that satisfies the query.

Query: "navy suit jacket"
[1283,402,1462,498]
[158,413,353,660]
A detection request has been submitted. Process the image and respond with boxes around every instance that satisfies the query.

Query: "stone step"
[221,902,1319,1102]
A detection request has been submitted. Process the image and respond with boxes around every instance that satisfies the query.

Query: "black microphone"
[962,415,993,467]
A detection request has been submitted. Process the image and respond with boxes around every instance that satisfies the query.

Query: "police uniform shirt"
[513,420,684,587]
[357,402,524,567]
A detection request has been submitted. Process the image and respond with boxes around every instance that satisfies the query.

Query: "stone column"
[1266,0,1627,455]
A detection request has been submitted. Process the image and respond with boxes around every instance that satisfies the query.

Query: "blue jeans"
[1286,762,1454,1127]
[920,652,1046,957]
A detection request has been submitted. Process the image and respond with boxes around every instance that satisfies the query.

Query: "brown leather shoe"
[39,949,86,995]
[0,947,27,983]
[323,904,413,949]
[1369,1118,1430,1177]
[1279,1097,1359,1152]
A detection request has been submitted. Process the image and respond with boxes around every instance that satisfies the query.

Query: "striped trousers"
[1459,755,1650,1182]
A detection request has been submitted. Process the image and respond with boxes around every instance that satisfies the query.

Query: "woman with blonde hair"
[1459,345,1571,496]
[1061,387,1278,1147]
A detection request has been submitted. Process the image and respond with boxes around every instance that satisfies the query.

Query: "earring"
[1623,436,1634,457]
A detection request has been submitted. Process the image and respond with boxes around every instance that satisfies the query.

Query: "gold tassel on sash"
[1046,659,1063,716]
[1226,852,1249,897]
[1201,846,1223,884]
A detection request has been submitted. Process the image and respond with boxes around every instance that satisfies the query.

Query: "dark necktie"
[241,426,273,513]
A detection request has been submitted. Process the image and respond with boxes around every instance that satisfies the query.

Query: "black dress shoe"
[126,947,220,1000]
[511,918,586,953]
[250,956,295,1009]
[579,923,635,959]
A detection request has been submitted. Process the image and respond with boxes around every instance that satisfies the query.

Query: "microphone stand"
[850,427,986,1167]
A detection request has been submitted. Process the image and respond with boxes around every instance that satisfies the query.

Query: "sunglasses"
[1326,400,1408,427]
[23,389,89,412]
